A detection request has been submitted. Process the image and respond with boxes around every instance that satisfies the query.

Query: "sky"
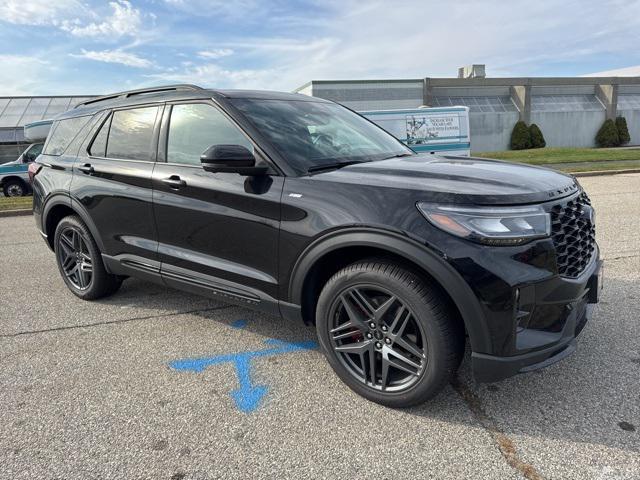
[0,0,639,96]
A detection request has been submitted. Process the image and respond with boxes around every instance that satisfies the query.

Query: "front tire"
[54,215,122,300]
[3,179,27,197]
[316,259,463,408]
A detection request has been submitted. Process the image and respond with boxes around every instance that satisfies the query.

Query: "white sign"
[405,114,460,145]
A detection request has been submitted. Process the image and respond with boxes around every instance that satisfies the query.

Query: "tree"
[528,123,546,149]
[615,116,631,145]
[510,121,531,150]
[595,119,620,148]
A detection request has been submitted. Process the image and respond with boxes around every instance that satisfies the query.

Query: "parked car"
[0,142,43,196]
[32,85,602,407]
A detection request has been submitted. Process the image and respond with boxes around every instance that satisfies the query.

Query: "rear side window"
[106,107,159,161]
[43,116,91,156]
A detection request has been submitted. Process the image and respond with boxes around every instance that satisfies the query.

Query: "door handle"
[161,175,186,189]
[78,163,95,175]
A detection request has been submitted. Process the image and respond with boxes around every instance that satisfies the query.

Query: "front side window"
[167,103,254,165]
[43,116,91,156]
[106,107,159,161]
[23,143,43,162]
[230,99,412,175]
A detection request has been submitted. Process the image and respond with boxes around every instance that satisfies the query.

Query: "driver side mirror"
[200,144,268,176]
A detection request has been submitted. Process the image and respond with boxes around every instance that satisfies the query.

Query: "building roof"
[0,95,96,144]
[0,96,96,128]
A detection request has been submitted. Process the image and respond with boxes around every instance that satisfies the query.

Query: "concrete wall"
[299,78,640,151]
[469,112,519,152]
[531,111,605,148]
[310,81,424,111]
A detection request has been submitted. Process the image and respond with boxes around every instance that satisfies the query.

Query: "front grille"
[549,191,596,278]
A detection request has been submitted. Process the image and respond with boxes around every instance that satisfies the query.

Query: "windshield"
[230,99,412,175]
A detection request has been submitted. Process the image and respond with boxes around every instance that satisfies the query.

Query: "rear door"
[152,101,283,311]
[72,105,163,279]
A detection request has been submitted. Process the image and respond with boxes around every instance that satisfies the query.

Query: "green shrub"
[528,123,546,149]
[510,121,531,150]
[595,119,620,148]
[615,116,631,145]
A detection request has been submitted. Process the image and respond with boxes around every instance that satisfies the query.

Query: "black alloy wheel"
[54,215,122,300]
[56,226,93,290]
[316,260,464,407]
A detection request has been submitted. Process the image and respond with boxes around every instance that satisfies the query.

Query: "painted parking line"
[170,338,318,412]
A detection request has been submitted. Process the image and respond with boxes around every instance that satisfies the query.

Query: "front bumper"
[471,258,602,383]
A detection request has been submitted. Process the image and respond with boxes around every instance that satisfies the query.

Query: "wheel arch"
[1,175,28,191]
[42,195,106,252]
[288,228,491,353]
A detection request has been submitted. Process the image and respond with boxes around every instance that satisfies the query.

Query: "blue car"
[0,142,43,197]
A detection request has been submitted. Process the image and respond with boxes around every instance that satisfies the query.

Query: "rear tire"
[316,259,463,408]
[54,215,122,300]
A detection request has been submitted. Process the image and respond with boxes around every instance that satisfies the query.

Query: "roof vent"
[458,64,486,79]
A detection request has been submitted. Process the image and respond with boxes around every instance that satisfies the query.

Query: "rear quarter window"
[43,116,91,156]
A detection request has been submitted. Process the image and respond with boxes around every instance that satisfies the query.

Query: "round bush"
[510,121,531,150]
[595,119,620,148]
[528,123,546,149]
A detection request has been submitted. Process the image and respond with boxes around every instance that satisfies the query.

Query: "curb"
[572,168,640,177]
[0,209,33,218]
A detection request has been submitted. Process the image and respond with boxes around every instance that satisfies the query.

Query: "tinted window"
[231,99,411,175]
[167,104,253,165]
[30,143,44,156]
[106,107,159,161]
[90,114,111,157]
[24,143,43,162]
[43,116,91,156]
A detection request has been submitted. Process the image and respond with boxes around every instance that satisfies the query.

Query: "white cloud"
[72,49,153,68]
[0,55,51,95]
[0,0,145,41]
[0,0,83,26]
[146,63,274,89]
[584,66,640,77]
[197,49,234,59]
[61,0,142,39]
[162,0,265,19]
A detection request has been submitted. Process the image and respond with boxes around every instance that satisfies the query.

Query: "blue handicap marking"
[169,338,317,413]
[230,319,248,329]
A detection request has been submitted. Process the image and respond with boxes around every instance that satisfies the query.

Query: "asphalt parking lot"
[1,173,639,480]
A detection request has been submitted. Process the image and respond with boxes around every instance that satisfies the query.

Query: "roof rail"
[74,84,203,108]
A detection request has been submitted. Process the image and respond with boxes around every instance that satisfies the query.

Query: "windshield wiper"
[306,160,366,174]
[382,152,414,160]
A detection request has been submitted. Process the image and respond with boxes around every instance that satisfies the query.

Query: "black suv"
[32,85,602,407]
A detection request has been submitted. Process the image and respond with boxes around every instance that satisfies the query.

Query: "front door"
[152,102,283,312]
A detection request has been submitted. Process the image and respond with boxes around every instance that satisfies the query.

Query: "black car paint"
[32,88,601,384]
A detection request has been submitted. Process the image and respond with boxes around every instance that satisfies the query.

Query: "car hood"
[312,155,579,205]
[1,159,21,167]
[0,159,25,172]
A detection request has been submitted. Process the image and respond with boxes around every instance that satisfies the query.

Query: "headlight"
[417,202,550,246]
